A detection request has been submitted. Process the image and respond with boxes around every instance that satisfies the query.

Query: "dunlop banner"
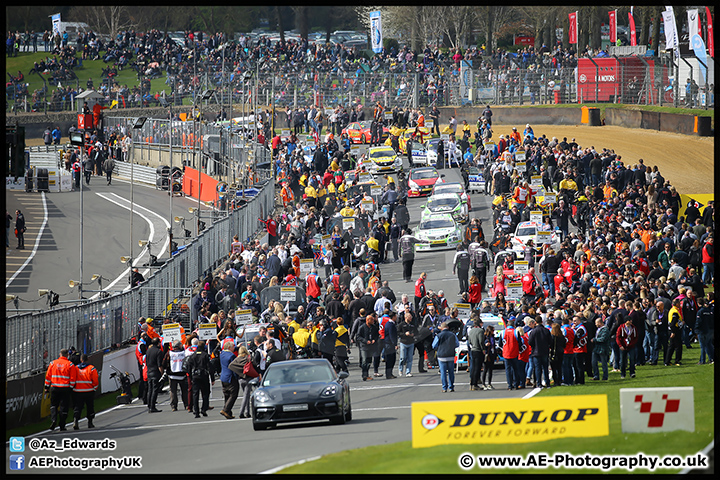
[412,395,608,447]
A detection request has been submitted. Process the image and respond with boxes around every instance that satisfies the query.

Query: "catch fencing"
[11,53,711,116]
[103,116,273,186]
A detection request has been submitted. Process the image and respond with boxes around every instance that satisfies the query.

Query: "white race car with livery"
[421,193,469,224]
[415,213,462,251]
[510,221,562,256]
[431,182,472,212]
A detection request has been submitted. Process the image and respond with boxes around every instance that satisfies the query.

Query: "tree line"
[7,6,710,54]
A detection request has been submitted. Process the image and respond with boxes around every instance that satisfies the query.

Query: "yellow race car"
[384,126,431,154]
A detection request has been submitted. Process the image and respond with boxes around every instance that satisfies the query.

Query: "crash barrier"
[605,107,713,136]
[113,161,157,185]
[5,175,275,381]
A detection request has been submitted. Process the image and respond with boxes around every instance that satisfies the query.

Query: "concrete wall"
[605,107,711,136]
[438,106,581,126]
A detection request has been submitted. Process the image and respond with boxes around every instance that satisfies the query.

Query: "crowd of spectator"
[8,24,595,114]
[161,106,716,403]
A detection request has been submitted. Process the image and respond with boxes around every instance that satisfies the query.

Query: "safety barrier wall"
[605,107,712,136]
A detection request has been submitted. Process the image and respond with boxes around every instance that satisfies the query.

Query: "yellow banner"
[411,395,608,447]
[678,194,713,219]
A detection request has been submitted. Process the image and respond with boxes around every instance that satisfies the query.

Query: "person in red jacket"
[468,275,482,308]
[701,236,713,286]
[45,348,78,431]
[259,215,278,247]
[414,272,427,313]
[571,315,587,385]
[517,326,531,387]
[561,317,575,385]
[554,268,566,294]
[502,319,520,390]
[616,316,638,379]
[521,267,540,305]
[305,268,323,302]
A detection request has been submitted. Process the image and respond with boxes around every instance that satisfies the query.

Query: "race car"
[366,146,403,174]
[414,213,462,252]
[421,193,469,224]
[300,144,316,167]
[456,313,506,369]
[407,166,444,198]
[344,169,374,186]
[431,182,472,212]
[466,166,485,194]
[341,121,389,144]
[425,138,463,166]
[408,142,434,168]
[398,126,431,154]
[510,221,562,256]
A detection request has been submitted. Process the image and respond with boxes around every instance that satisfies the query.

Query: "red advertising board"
[514,36,535,46]
[78,113,93,130]
[576,57,667,103]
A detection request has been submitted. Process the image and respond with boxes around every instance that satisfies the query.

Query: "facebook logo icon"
[9,454,25,470]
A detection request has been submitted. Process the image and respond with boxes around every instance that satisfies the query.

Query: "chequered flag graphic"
[634,394,681,427]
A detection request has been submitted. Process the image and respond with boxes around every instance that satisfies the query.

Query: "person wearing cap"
[144,318,160,340]
[523,124,534,140]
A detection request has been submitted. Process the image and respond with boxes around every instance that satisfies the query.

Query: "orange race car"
[341,121,389,144]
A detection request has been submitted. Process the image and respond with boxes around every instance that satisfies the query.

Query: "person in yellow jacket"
[305,183,318,209]
[666,299,684,365]
[340,203,355,217]
[334,318,350,372]
[366,235,380,263]
[380,217,390,235]
[309,322,321,358]
[316,183,328,205]
[293,321,310,347]
[72,354,99,429]
[558,174,578,196]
